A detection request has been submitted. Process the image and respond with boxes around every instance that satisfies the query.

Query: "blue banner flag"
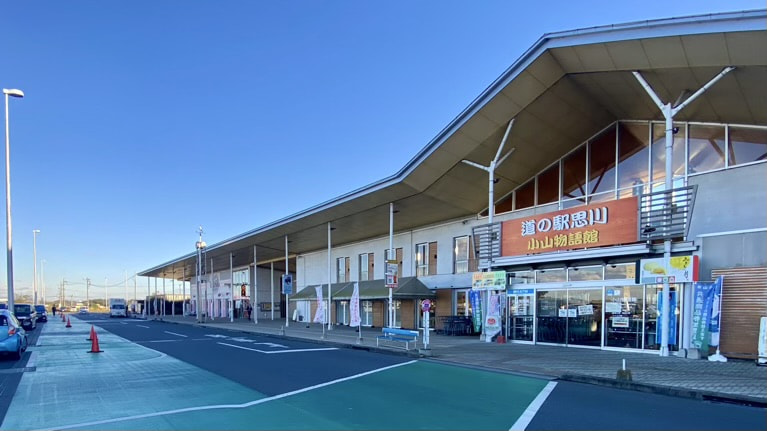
[469,290,482,333]
[656,291,678,345]
[709,276,724,347]
[691,281,716,351]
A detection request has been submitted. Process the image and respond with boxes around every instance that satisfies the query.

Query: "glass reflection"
[617,122,650,197]
[688,124,725,173]
[729,126,767,166]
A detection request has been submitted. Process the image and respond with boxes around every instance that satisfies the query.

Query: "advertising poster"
[313,285,325,324]
[655,291,678,345]
[349,282,361,327]
[709,276,724,347]
[691,280,716,351]
[469,290,482,332]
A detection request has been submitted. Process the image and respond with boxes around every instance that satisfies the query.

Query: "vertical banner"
[313,285,325,324]
[709,276,724,347]
[656,291,678,345]
[484,294,503,338]
[469,290,483,333]
[691,280,716,351]
[349,282,361,327]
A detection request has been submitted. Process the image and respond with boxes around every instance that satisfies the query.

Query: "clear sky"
[1,1,763,302]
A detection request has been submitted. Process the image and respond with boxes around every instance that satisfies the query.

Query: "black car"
[34,305,47,322]
[12,304,37,330]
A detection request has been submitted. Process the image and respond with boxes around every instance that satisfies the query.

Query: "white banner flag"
[313,285,325,323]
[350,282,361,327]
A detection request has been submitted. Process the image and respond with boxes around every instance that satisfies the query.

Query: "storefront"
[492,195,699,352]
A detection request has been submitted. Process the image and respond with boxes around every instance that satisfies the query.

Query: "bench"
[376,328,419,350]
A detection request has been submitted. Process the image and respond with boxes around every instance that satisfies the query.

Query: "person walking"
[52,305,57,316]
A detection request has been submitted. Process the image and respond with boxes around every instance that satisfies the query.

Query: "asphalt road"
[2,314,764,430]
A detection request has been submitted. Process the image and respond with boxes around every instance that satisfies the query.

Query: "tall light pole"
[195,226,206,323]
[32,229,40,305]
[3,88,24,312]
[40,259,46,305]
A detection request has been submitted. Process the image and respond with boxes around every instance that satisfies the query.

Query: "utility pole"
[86,278,90,309]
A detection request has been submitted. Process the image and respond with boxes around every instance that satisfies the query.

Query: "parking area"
[1,316,551,430]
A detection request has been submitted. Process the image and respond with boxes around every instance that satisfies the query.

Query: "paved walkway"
[149,314,766,406]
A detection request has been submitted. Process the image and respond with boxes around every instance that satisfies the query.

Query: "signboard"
[469,290,482,332]
[281,274,293,295]
[691,279,717,351]
[471,271,507,290]
[640,255,699,284]
[611,316,630,328]
[421,299,432,312]
[385,260,398,288]
[577,305,594,316]
[508,288,534,295]
[502,197,638,256]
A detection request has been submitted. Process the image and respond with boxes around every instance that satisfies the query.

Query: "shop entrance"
[535,288,602,347]
[507,289,534,342]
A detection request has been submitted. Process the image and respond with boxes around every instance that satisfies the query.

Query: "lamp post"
[32,229,40,305]
[195,226,206,323]
[3,88,23,311]
[40,259,46,305]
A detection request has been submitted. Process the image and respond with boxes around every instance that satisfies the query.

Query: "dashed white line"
[509,381,557,431]
[36,360,417,431]
[164,331,188,338]
[136,325,150,328]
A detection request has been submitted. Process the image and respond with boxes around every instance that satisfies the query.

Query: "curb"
[560,373,767,408]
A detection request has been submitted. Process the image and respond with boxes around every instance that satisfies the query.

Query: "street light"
[32,229,40,305]
[3,88,24,312]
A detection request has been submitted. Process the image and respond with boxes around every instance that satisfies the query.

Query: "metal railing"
[638,185,697,241]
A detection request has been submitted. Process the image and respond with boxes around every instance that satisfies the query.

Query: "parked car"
[34,305,47,322]
[13,304,37,330]
[0,310,27,360]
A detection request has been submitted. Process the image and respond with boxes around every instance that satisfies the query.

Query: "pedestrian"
[52,305,57,316]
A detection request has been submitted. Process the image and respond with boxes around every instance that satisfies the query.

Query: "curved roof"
[141,9,767,279]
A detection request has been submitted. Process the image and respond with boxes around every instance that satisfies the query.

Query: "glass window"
[729,126,767,166]
[567,266,603,281]
[688,124,725,173]
[515,179,535,210]
[359,253,369,281]
[336,257,347,283]
[650,123,685,184]
[644,284,680,351]
[605,263,637,280]
[536,290,566,343]
[455,290,471,316]
[617,122,650,198]
[562,145,586,203]
[535,268,566,283]
[453,236,470,274]
[415,243,428,276]
[537,163,559,205]
[233,269,249,285]
[589,126,617,196]
[509,270,533,285]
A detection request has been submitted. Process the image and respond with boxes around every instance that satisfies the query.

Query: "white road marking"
[509,381,557,431]
[218,342,336,354]
[164,331,188,338]
[137,325,150,328]
[204,334,228,338]
[38,360,416,431]
[252,342,287,348]
[146,340,183,343]
[120,322,127,325]
[26,351,38,368]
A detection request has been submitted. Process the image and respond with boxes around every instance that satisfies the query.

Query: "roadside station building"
[140,10,766,359]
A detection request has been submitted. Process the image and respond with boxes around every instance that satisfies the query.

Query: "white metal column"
[229,252,234,322]
[388,203,394,328]
[327,222,332,330]
[633,66,733,356]
[253,245,258,324]
[270,262,274,321]
[285,235,289,328]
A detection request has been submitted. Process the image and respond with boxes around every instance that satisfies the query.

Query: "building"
[140,10,767,359]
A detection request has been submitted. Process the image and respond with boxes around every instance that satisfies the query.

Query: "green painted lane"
[73,361,549,431]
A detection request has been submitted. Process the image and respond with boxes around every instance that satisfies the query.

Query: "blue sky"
[1,1,763,302]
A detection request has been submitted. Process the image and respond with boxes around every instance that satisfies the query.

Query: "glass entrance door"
[507,291,534,341]
[536,290,567,343]
[566,288,602,347]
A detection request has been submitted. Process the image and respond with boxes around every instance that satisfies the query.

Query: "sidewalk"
[149,314,766,406]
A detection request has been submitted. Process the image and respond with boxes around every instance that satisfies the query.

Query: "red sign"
[502,197,638,256]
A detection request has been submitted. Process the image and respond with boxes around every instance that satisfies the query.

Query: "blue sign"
[469,290,482,333]
[691,280,717,350]
[508,288,534,295]
[709,276,724,347]
[656,291,678,345]
[281,274,293,295]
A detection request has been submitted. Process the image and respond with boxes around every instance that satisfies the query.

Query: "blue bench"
[376,327,419,350]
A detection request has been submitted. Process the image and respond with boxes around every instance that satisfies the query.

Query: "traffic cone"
[88,329,102,353]
[66,317,72,328]
[61,313,66,322]
[87,325,95,341]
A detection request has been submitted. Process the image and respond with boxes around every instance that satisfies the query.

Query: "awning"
[289,282,353,301]
[332,277,436,300]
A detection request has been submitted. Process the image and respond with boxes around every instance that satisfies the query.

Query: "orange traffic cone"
[87,325,95,341]
[61,313,66,322]
[66,317,72,328]
[88,329,102,353]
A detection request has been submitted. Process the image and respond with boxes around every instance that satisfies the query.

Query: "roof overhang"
[140,10,767,280]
